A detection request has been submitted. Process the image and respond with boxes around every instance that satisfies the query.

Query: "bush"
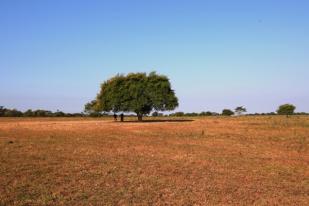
[222,109,234,116]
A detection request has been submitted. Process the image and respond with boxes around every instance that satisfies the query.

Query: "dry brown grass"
[0,116,308,205]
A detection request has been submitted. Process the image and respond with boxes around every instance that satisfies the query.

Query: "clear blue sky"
[1,0,308,113]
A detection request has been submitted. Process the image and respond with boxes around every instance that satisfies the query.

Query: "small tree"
[23,109,34,117]
[235,106,247,116]
[222,109,234,116]
[277,104,296,117]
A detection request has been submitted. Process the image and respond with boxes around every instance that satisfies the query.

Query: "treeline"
[247,112,309,116]
[0,106,116,117]
[166,111,309,117]
[1,105,308,118]
[161,105,309,117]
[0,106,87,117]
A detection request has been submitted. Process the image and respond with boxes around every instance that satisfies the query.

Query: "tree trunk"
[137,114,143,121]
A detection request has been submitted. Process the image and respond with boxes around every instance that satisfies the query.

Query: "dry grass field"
[0,116,308,205]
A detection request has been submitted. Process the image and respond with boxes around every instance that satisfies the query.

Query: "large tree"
[86,72,179,121]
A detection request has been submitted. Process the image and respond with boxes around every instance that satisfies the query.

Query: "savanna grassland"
[0,116,308,205]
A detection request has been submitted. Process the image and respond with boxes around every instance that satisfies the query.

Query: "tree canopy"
[85,72,179,121]
[222,109,234,116]
[277,104,296,116]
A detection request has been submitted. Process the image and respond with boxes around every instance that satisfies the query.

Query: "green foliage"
[87,72,178,120]
[0,106,85,117]
[277,104,296,116]
[200,111,213,116]
[169,111,219,117]
[53,110,65,117]
[169,112,185,117]
[84,100,101,114]
[23,109,34,117]
[235,106,247,115]
[88,112,106,117]
[185,112,199,116]
[222,109,234,116]
[33,110,52,117]
[4,109,23,117]
[0,106,6,116]
[152,111,163,117]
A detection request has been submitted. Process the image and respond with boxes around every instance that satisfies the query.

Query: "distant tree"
[0,106,6,117]
[32,110,52,117]
[235,106,247,116]
[71,113,85,117]
[185,112,199,116]
[222,109,234,116]
[88,112,104,117]
[23,109,34,117]
[207,111,213,116]
[268,112,276,115]
[169,112,185,117]
[296,112,309,115]
[200,111,213,116]
[53,110,65,117]
[152,111,163,117]
[86,72,178,121]
[4,109,23,117]
[0,106,86,117]
[277,104,296,117]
